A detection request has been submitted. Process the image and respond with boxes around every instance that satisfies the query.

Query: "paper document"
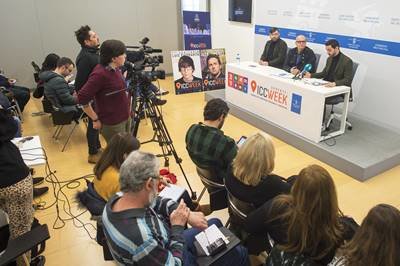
[158,184,185,202]
[302,78,329,86]
[195,224,229,256]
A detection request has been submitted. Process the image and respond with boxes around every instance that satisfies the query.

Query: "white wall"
[210,1,254,63]
[0,0,181,88]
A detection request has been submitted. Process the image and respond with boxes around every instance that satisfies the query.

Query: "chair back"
[226,190,256,224]
[195,166,224,189]
[314,53,321,70]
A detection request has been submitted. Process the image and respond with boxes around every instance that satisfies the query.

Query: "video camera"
[125,37,165,86]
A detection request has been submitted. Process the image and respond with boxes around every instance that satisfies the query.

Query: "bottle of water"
[236,53,240,64]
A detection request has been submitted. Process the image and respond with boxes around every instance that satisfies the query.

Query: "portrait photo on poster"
[200,49,226,91]
[171,50,203,95]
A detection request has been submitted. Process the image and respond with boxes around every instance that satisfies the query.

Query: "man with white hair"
[283,35,317,75]
[102,150,249,265]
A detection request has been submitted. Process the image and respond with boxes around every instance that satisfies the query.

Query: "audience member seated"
[0,108,33,265]
[283,35,317,75]
[0,91,22,137]
[33,53,60,99]
[40,57,78,115]
[185,98,236,213]
[77,132,198,216]
[331,204,400,266]
[102,150,249,266]
[225,133,294,248]
[0,69,31,112]
[246,165,358,263]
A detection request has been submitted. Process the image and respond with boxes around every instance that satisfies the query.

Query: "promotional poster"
[171,49,226,94]
[182,11,212,50]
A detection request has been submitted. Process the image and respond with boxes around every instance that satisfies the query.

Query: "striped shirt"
[102,194,184,266]
[185,123,237,181]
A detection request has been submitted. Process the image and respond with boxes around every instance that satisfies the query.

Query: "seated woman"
[0,108,33,265]
[225,132,293,209]
[246,165,357,264]
[331,204,400,266]
[33,53,60,99]
[78,132,198,215]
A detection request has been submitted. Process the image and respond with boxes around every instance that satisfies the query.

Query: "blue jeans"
[183,218,249,266]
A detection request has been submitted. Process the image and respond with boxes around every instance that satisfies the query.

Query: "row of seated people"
[184,98,400,265]
[74,97,400,265]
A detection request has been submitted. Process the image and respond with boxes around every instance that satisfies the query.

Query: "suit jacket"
[260,38,288,69]
[283,46,316,73]
[312,52,353,87]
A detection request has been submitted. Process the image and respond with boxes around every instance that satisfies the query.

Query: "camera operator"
[77,40,133,143]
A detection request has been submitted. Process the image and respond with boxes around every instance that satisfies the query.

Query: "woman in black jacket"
[225,133,295,254]
[0,108,33,265]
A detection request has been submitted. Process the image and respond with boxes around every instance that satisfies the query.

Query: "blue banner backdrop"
[183,11,212,50]
[255,25,400,57]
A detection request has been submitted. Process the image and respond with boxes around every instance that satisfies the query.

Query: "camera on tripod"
[125,37,166,87]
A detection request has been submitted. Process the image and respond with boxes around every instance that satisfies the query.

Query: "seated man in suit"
[259,27,288,69]
[40,57,79,115]
[284,35,317,75]
[304,39,354,129]
[305,39,353,87]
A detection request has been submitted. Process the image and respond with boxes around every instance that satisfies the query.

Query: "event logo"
[250,80,289,109]
[290,93,302,114]
[227,72,248,93]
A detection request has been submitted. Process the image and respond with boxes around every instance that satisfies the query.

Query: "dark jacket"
[225,168,291,208]
[0,109,29,188]
[311,52,354,87]
[75,46,100,91]
[40,71,77,113]
[260,38,288,69]
[284,46,317,73]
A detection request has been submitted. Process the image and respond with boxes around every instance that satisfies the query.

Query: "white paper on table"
[158,184,185,202]
[194,224,229,256]
[302,78,329,86]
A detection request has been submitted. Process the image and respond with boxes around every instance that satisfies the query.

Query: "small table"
[11,136,46,167]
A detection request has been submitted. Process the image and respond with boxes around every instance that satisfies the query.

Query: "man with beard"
[259,27,288,69]
[74,25,102,164]
[102,150,249,265]
[185,98,237,214]
[203,54,225,90]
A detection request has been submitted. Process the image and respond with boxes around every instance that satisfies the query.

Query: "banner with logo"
[182,11,212,50]
[171,49,226,95]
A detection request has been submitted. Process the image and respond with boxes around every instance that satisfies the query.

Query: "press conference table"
[225,62,350,143]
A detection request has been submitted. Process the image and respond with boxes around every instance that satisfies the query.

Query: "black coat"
[283,46,317,73]
[74,46,100,91]
[39,71,77,113]
[260,38,288,69]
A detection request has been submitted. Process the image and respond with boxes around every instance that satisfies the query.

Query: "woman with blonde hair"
[246,165,357,264]
[332,204,400,266]
[225,132,293,208]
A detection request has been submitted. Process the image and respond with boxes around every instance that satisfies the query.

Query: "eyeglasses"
[296,41,306,44]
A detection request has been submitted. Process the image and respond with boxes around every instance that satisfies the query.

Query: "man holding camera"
[102,150,249,266]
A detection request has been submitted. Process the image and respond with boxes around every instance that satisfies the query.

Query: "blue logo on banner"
[255,25,400,57]
[291,93,302,114]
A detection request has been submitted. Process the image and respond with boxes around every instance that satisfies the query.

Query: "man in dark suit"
[305,39,353,88]
[259,27,288,69]
[284,35,316,75]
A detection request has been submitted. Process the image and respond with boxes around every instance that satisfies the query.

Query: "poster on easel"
[171,49,226,95]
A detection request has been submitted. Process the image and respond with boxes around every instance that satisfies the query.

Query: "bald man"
[283,35,316,75]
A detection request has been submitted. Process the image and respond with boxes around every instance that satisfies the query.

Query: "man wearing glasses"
[40,57,79,115]
[259,27,288,69]
[283,35,317,75]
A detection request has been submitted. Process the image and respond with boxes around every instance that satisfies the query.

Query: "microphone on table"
[293,63,312,80]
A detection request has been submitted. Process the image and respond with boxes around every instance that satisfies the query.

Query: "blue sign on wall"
[183,11,212,50]
[255,25,400,57]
